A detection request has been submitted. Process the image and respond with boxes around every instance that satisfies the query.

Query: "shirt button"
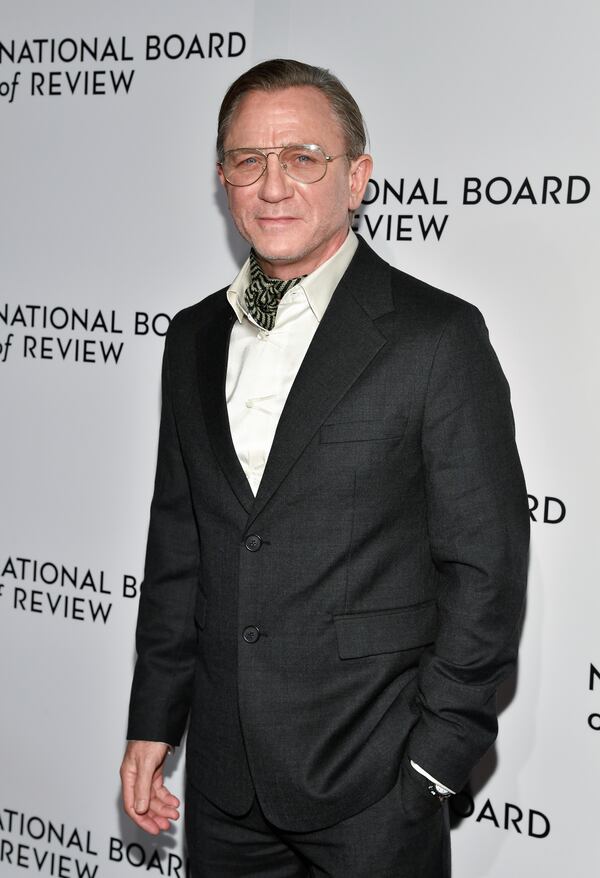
[242,625,260,643]
[244,534,263,552]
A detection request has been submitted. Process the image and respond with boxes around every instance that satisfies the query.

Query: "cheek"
[314,181,350,223]
[227,191,250,223]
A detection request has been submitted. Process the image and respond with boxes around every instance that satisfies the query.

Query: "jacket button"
[244,534,262,552]
[242,625,260,643]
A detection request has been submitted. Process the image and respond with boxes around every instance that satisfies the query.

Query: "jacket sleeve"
[407,301,530,793]
[126,322,200,745]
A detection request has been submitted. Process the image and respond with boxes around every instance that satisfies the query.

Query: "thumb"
[134,761,159,815]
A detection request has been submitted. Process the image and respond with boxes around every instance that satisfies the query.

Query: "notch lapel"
[196,298,255,515]
[246,240,392,530]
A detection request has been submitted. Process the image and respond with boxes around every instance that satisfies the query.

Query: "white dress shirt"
[224,228,453,797]
[225,230,358,494]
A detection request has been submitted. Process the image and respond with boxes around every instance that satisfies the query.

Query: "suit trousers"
[185,762,451,877]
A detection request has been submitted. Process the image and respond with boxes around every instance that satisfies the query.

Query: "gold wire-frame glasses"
[219,143,348,186]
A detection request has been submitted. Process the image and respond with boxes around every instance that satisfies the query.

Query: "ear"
[348,154,373,212]
[217,162,227,189]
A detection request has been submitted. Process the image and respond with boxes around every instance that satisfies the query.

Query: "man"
[121,59,529,876]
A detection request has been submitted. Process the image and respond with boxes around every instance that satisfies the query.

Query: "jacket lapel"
[246,239,393,529]
[196,296,255,514]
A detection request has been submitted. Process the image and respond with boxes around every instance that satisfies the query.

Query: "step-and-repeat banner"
[1,1,598,875]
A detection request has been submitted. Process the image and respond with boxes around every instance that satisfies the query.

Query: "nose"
[257,152,294,202]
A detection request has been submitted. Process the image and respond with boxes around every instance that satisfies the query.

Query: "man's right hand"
[120,740,180,835]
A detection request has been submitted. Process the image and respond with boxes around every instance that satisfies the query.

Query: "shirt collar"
[226,229,359,325]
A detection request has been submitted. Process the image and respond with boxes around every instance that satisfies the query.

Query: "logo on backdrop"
[0,807,99,877]
[0,305,170,366]
[450,791,550,839]
[355,175,591,242]
[527,494,566,524]
[0,555,145,625]
[588,663,600,731]
[0,32,246,102]
[0,806,189,877]
[108,837,188,876]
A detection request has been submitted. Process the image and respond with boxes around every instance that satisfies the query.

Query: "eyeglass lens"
[223,145,328,185]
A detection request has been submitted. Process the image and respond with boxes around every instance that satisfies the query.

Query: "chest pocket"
[320,416,407,444]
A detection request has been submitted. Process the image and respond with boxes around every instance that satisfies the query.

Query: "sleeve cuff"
[410,759,455,795]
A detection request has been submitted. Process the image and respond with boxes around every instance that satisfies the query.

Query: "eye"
[288,149,319,166]
[237,154,259,168]
[226,151,263,171]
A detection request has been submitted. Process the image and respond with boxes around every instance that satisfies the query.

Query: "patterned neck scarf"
[244,250,306,332]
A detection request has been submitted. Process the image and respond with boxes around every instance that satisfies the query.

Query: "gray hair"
[216,58,368,162]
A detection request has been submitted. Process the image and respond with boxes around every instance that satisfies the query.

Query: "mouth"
[255,216,299,223]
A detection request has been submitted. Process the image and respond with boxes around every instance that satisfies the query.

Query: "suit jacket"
[127,236,529,832]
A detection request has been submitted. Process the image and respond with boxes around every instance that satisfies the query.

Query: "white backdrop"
[1,1,598,875]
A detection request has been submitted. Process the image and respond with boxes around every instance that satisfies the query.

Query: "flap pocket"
[333,601,437,659]
[194,591,207,630]
[320,416,407,444]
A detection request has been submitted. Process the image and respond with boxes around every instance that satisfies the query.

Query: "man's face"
[218,86,372,279]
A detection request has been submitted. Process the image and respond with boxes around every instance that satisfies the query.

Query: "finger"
[121,761,140,818]
[149,797,180,821]
[133,749,163,814]
[122,785,166,835]
[149,787,180,820]
[134,781,154,814]
[153,779,180,807]
[145,809,174,832]
[128,812,163,836]
[123,787,176,835]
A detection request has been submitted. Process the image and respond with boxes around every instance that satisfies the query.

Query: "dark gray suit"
[127,237,529,839]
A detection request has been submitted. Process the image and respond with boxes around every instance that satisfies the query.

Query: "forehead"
[224,86,344,149]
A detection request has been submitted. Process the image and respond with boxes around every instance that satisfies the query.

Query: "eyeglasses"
[219,143,347,186]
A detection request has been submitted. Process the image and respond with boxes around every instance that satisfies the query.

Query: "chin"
[251,238,313,265]
[254,249,303,264]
